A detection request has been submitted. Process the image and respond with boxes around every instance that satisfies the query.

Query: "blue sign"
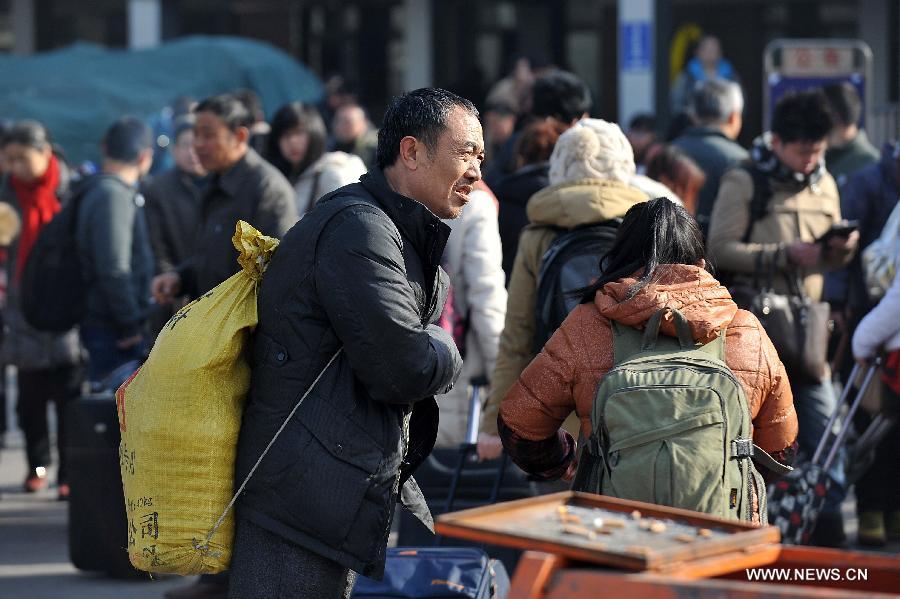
[621,21,652,71]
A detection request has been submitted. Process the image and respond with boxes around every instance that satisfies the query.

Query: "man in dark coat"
[822,82,880,189]
[672,78,748,237]
[142,115,209,339]
[143,115,208,275]
[151,94,297,303]
[76,117,155,385]
[229,88,476,598]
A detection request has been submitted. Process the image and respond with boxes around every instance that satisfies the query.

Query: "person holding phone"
[707,90,859,547]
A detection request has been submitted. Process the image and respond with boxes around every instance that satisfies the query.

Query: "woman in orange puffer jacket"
[499,198,799,521]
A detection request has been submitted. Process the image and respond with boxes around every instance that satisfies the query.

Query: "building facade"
[2,0,898,145]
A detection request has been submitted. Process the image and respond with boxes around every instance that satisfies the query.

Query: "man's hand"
[152,272,182,305]
[787,241,822,268]
[476,433,503,461]
[116,334,143,350]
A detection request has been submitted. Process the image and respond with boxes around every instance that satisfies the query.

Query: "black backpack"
[532,220,620,352]
[20,181,90,332]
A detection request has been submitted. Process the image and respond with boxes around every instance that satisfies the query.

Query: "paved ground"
[0,429,197,598]
[1,389,897,598]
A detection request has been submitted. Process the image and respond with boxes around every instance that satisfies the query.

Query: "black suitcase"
[66,392,142,577]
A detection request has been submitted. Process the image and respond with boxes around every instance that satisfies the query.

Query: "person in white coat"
[265,102,366,217]
[851,263,900,547]
[436,184,507,447]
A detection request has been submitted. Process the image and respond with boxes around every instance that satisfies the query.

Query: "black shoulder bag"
[728,166,831,382]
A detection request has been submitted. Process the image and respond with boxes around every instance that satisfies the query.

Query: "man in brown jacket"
[707,90,858,546]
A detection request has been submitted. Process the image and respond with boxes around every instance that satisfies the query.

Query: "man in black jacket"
[151,94,297,303]
[228,88,476,598]
[76,117,155,385]
[672,78,748,237]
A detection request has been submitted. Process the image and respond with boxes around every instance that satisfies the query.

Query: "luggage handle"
[810,357,881,470]
[464,375,489,446]
[193,348,343,555]
[443,378,506,516]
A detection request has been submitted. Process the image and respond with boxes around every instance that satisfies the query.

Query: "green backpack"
[572,307,789,522]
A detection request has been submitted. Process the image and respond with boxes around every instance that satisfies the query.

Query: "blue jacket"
[825,142,899,309]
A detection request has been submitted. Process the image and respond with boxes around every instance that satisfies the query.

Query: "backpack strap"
[642,308,694,350]
[610,320,643,365]
[740,163,773,243]
[730,439,793,475]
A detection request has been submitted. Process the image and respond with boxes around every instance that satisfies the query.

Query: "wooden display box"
[435,491,781,574]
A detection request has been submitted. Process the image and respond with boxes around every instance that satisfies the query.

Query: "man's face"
[333,106,367,144]
[193,111,247,174]
[3,142,51,183]
[172,130,206,176]
[772,135,827,176]
[412,107,484,220]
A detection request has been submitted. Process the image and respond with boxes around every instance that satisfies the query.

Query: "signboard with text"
[763,40,872,130]
[620,21,652,72]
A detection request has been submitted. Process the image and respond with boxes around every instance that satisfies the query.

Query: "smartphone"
[817,220,859,244]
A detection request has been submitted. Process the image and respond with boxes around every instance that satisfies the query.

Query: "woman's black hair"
[579,197,707,303]
[265,102,327,181]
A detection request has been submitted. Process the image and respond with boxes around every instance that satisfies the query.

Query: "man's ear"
[138,148,154,174]
[770,132,782,151]
[397,136,420,170]
[233,126,251,146]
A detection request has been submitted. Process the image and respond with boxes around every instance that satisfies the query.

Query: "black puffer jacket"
[494,162,550,282]
[235,168,462,578]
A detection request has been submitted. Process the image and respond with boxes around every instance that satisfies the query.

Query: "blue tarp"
[0,36,324,165]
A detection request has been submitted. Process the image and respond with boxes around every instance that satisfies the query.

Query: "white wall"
[404,0,434,90]
[618,0,655,128]
[128,0,161,50]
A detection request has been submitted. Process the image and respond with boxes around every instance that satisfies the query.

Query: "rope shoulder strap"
[193,348,343,555]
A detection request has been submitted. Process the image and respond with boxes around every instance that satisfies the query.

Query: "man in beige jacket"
[707,90,858,547]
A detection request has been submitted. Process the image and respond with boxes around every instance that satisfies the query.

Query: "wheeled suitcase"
[66,391,141,577]
[768,359,881,544]
[351,547,509,599]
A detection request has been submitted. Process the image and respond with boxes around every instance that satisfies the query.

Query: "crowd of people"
[0,39,897,598]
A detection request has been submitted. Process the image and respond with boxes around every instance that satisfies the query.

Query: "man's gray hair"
[689,79,743,126]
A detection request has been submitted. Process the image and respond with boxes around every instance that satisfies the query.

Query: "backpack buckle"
[730,438,755,459]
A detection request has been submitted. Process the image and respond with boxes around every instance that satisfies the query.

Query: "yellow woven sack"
[116,221,278,574]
